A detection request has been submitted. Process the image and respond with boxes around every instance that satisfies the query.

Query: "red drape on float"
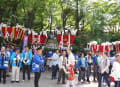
[57,34,76,45]
[33,35,39,43]
[105,45,109,52]
[40,35,46,44]
[119,43,120,52]
[91,44,97,53]
[70,35,75,44]
[57,34,61,43]
[98,45,104,52]
[63,35,68,45]
[28,34,32,43]
[7,27,12,37]
[114,44,119,52]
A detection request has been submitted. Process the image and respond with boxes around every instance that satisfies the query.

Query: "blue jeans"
[52,65,58,79]
[98,72,110,87]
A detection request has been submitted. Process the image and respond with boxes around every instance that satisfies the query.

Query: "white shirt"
[58,56,67,69]
[86,55,92,63]
[111,61,120,81]
[68,53,75,66]
[52,53,59,66]
[24,52,28,60]
[7,51,10,58]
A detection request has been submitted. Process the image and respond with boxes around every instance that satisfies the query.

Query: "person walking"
[32,47,44,87]
[110,53,120,87]
[98,52,110,87]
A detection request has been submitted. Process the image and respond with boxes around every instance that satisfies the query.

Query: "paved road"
[0,71,114,87]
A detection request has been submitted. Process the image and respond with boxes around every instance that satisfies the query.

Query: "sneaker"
[22,80,25,82]
[11,81,15,83]
[16,81,20,83]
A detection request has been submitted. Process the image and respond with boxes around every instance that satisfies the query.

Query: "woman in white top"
[110,54,120,87]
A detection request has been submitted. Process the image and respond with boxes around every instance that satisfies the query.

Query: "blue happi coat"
[21,50,32,65]
[10,52,22,68]
[0,51,9,69]
[32,54,44,72]
[77,57,88,69]
[92,55,98,66]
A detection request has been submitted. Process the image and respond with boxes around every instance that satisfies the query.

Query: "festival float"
[57,28,77,50]
[0,23,77,50]
[88,41,120,53]
[0,23,25,46]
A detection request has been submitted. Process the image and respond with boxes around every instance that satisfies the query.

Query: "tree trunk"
[75,0,79,30]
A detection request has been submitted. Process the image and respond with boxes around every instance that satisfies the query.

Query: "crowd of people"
[0,45,120,87]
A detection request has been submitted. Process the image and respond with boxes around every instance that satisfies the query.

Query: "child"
[63,64,75,87]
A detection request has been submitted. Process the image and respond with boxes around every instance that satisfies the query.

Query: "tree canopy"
[0,0,120,52]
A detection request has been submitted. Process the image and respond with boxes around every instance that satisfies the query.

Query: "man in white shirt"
[98,52,110,87]
[110,53,120,87]
[51,50,59,80]
[67,49,75,66]
[57,51,67,84]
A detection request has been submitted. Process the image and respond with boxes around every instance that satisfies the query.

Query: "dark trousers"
[98,73,110,87]
[86,64,91,81]
[114,81,120,87]
[34,71,41,87]
[0,69,6,83]
[52,65,58,79]
[57,69,66,83]
[78,67,85,82]
[93,65,98,81]
[23,64,31,80]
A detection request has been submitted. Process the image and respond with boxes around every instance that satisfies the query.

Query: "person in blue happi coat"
[92,51,99,82]
[32,47,44,87]
[21,46,32,81]
[46,51,54,70]
[85,53,92,83]
[0,46,9,84]
[10,47,22,83]
[77,53,88,83]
